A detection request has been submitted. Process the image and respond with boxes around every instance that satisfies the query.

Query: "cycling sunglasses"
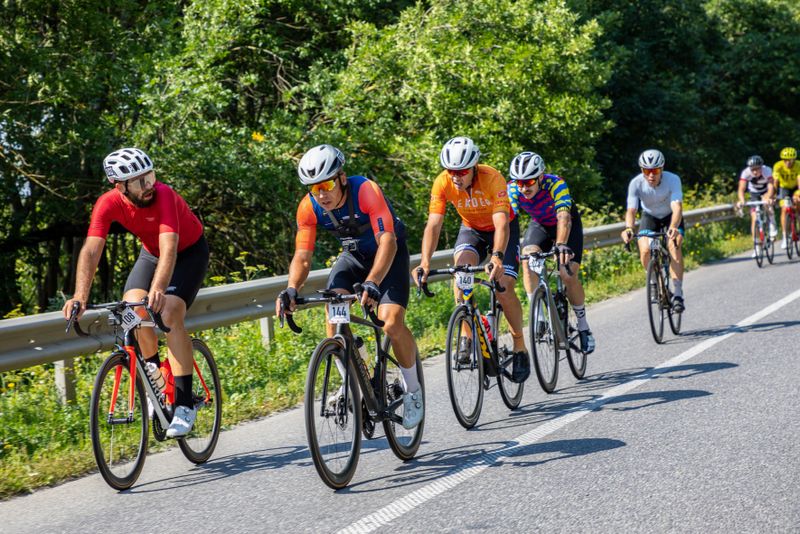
[127,172,155,191]
[516,178,539,188]
[449,169,471,177]
[309,179,337,195]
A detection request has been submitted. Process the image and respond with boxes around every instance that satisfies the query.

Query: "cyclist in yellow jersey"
[412,136,530,383]
[773,147,800,249]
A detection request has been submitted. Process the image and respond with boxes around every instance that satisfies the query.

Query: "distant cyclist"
[62,148,209,438]
[736,155,776,255]
[507,151,595,354]
[772,147,800,250]
[620,149,685,313]
[276,144,423,429]
[412,136,530,383]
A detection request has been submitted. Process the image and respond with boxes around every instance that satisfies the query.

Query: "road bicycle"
[279,284,424,490]
[737,200,774,267]
[779,196,800,259]
[66,299,221,490]
[520,252,587,394]
[417,265,522,429]
[628,232,682,344]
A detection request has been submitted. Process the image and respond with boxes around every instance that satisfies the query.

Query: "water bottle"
[354,336,371,380]
[480,315,494,342]
[145,361,166,393]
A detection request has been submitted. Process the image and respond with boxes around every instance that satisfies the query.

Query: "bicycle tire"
[529,287,558,393]
[382,339,424,461]
[794,215,800,256]
[89,351,148,490]
[754,233,764,268]
[786,213,795,260]
[177,339,222,464]
[646,258,665,344]
[563,297,588,379]
[495,308,524,409]
[305,338,362,489]
[766,234,775,264]
[445,305,484,429]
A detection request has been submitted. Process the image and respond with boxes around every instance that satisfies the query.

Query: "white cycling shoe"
[166,405,197,438]
[401,389,424,429]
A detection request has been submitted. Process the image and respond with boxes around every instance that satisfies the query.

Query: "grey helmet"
[509,151,546,181]
[297,144,345,185]
[439,136,480,170]
[103,148,154,184]
[638,149,665,169]
[747,155,764,167]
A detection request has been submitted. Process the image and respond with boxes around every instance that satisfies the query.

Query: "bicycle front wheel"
[89,352,148,490]
[445,305,484,429]
[646,259,666,344]
[529,287,558,393]
[495,308,524,409]
[786,215,795,260]
[178,339,222,464]
[754,235,764,268]
[381,338,424,461]
[563,298,588,379]
[305,338,362,489]
[766,234,775,264]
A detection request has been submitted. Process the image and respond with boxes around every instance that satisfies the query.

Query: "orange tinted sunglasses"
[449,169,470,177]
[517,178,538,188]
[310,179,337,195]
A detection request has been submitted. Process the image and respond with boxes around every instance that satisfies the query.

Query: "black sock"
[174,374,194,408]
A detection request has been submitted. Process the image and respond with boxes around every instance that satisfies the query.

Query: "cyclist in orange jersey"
[412,137,530,383]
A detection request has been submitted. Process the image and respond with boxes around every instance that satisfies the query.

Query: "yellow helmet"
[780,147,797,160]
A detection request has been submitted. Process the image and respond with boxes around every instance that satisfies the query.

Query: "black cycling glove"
[362,281,382,303]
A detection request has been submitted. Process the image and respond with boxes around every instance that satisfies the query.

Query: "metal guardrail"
[0,204,736,373]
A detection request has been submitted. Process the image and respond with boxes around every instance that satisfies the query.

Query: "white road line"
[337,287,800,534]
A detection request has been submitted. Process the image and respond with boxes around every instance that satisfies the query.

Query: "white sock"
[572,304,590,331]
[400,362,420,393]
[672,279,683,298]
[527,292,534,302]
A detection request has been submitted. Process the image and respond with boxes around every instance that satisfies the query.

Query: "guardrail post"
[260,316,275,349]
[54,358,76,404]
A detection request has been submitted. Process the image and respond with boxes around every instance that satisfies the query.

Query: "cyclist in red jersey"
[62,148,208,438]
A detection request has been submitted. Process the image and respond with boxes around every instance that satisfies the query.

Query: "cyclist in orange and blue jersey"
[507,152,595,354]
[412,136,530,383]
[276,144,422,429]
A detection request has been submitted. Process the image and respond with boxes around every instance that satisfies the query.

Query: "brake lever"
[353,283,386,327]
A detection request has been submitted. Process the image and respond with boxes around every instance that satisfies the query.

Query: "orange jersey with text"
[428,164,513,232]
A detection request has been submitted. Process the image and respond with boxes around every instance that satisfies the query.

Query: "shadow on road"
[340,437,626,493]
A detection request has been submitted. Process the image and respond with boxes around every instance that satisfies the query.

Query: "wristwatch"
[491,251,504,259]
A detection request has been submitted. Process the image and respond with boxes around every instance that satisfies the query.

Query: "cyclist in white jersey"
[735,155,776,254]
[620,149,686,313]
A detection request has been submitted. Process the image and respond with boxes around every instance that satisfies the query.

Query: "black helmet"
[747,155,764,167]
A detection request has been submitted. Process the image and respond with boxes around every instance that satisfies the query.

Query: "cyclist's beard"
[126,188,156,208]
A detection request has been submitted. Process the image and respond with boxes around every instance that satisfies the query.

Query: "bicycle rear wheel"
[646,259,665,344]
[754,233,764,268]
[305,338,361,489]
[563,298,588,379]
[786,213,795,260]
[529,287,558,393]
[90,352,148,490]
[178,339,222,464]
[445,305,484,429]
[381,339,424,461]
[495,308,524,410]
[766,234,775,264]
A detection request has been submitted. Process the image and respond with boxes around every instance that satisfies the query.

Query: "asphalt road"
[2,249,799,533]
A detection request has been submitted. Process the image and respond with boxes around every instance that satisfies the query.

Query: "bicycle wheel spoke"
[530,289,558,393]
[382,341,424,460]
[445,307,483,428]
[496,309,524,409]
[178,339,222,464]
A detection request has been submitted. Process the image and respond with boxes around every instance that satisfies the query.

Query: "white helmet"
[509,151,545,181]
[297,144,345,185]
[439,136,480,170]
[638,149,665,169]
[103,148,154,184]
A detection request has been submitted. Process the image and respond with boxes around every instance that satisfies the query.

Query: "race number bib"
[528,257,545,276]
[121,307,143,330]
[455,272,474,291]
[328,302,351,324]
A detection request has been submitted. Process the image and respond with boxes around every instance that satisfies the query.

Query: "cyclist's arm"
[149,232,178,312]
[287,248,313,290]
[491,211,510,253]
[62,236,105,319]
[555,210,572,244]
[366,231,397,286]
[420,213,444,269]
[624,207,638,230]
[737,178,747,205]
[669,200,683,233]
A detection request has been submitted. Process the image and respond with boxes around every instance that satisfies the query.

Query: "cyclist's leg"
[665,217,685,307]
[325,251,365,337]
[494,219,525,352]
[558,207,593,350]
[778,188,791,243]
[453,225,484,342]
[637,212,659,269]
[520,220,551,299]
[749,192,759,240]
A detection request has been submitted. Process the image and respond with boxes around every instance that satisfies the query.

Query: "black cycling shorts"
[124,234,209,309]
[327,238,410,308]
[454,217,520,279]
[638,212,685,236]
[521,205,584,264]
